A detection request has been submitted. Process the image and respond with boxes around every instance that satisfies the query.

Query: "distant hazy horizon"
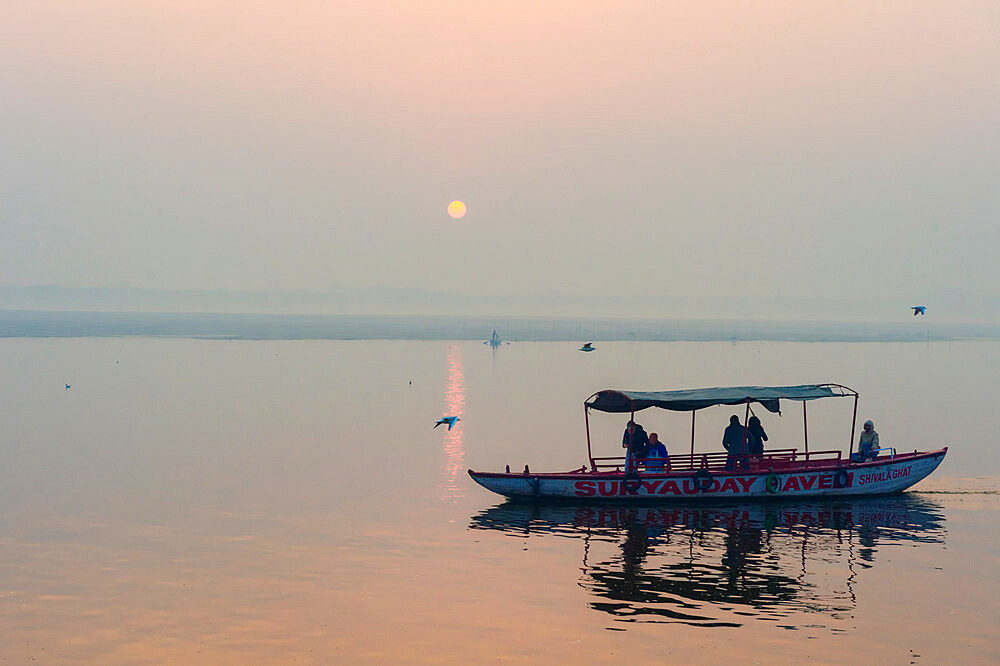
[1,284,997,323]
[1,309,997,342]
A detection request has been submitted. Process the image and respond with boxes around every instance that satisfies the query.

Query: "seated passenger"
[852,419,880,462]
[646,433,668,471]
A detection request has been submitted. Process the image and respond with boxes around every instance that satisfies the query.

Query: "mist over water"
[0,335,996,662]
[1,310,997,342]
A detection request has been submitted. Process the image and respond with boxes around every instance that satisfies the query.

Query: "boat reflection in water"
[469,496,945,627]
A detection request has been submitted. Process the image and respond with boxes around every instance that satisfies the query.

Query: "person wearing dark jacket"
[622,420,650,470]
[722,415,745,469]
[747,415,768,456]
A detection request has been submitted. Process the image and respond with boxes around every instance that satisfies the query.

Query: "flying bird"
[65,384,71,390]
[434,416,460,430]
[579,343,595,352]
[912,306,927,316]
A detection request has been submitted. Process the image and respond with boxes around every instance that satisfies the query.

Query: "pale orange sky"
[1,1,998,318]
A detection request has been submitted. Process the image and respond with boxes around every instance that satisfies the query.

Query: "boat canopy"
[586,384,854,415]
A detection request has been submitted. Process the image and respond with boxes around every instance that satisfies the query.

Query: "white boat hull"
[469,449,946,501]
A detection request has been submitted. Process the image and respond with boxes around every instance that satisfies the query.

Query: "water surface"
[0,337,996,662]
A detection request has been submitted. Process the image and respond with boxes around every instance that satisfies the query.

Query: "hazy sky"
[1,1,998,319]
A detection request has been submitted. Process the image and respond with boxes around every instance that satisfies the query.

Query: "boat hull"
[468,448,946,501]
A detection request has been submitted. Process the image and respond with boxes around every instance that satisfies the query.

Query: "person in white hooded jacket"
[853,420,880,462]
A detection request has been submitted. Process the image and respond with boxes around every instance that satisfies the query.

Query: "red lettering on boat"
[798,475,817,490]
[659,480,682,495]
[642,480,663,494]
[818,474,832,489]
[574,481,596,497]
[598,481,618,496]
[682,479,698,494]
[736,477,756,493]
[783,476,801,492]
[618,481,633,496]
[719,478,739,493]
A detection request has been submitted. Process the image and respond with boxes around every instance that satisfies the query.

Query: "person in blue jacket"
[646,432,668,471]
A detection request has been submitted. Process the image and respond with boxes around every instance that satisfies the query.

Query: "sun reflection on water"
[440,345,465,500]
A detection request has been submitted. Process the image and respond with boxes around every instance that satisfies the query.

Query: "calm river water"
[0,338,996,663]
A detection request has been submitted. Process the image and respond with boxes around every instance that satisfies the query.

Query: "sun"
[447,200,467,219]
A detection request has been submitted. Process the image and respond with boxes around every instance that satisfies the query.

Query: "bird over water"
[434,416,460,430]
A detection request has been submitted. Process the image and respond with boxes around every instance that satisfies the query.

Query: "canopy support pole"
[584,405,594,471]
[742,399,750,458]
[803,401,809,459]
[849,394,859,459]
[628,403,636,472]
[690,411,696,458]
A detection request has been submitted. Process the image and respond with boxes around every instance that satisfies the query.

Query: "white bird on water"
[579,342,595,352]
[434,416,460,430]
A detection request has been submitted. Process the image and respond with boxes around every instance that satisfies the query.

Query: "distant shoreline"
[0,310,997,343]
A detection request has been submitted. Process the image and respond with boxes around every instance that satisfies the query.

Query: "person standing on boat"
[853,419,880,462]
[622,420,650,471]
[646,433,668,471]
[747,415,768,456]
[722,415,745,469]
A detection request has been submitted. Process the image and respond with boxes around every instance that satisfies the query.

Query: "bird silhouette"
[912,306,927,316]
[579,342,595,352]
[65,384,71,390]
[434,416,460,430]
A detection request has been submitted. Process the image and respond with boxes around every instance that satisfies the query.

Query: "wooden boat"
[468,384,946,500]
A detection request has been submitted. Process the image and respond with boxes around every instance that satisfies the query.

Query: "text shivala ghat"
[467,384,947,500]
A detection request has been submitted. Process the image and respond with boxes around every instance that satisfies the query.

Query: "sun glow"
[447,200,467,219]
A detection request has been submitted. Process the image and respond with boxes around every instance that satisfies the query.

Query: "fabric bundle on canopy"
[586,384,849,414]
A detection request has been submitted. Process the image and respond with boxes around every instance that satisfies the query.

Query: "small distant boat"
[469,383,946,500]
[485,330,502,347]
